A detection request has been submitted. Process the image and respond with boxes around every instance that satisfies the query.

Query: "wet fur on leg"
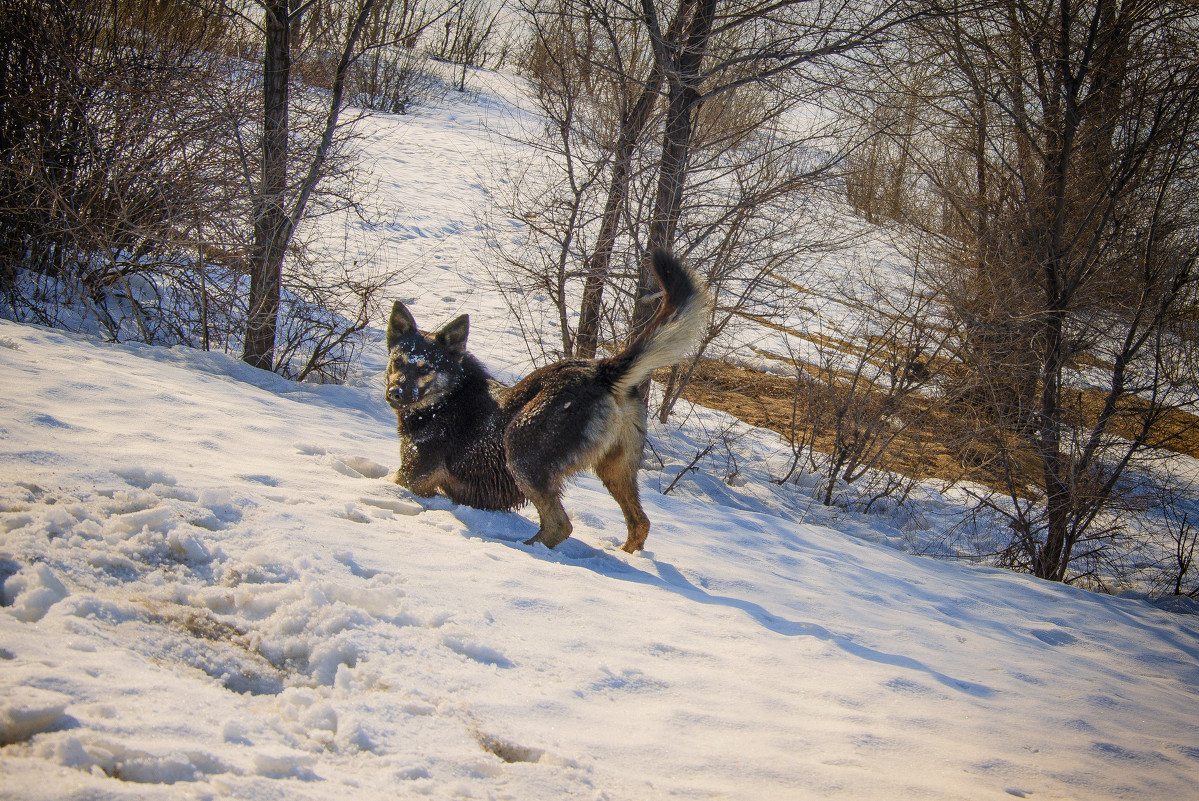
[383,250,710,552]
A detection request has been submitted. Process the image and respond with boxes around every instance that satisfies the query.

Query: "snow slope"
[3,73,1199,800]
[4,309,1199,801]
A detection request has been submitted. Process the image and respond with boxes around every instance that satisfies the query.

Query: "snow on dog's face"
[384,301,469,410]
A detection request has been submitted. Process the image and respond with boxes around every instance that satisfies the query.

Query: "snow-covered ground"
[3,72,1199,800]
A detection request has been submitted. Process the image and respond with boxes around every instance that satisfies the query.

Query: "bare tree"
[572,0,674,359]
[497,0,894,390]
[879,0,1199,582]
[1159,493,1199,599]
[490,0,627,358]
[628,0,946,335]
[239,0,381,371]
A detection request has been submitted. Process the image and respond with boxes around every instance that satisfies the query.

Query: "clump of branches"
[324,0,451,114]
[838,0,1199,585]
[353,45,449,114]
[272,259,395,383]
[0,0,233,326]
[1151,477,1199,599]
[773,257,953,512]
[429,0,510,91]
[0,0,407,383]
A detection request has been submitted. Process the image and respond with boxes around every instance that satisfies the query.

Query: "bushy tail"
[607,250,711,398]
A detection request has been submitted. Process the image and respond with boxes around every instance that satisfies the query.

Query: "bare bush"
[1123,471,1199,599]
[0,0,405,383]
[354,46,448,113]
[0,0,234,329]
[341,0,451,113]
[776,259,951,509]
[430,0,506,91]
[1158,495,1199,599]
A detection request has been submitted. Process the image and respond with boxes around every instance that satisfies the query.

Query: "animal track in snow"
[359,496,423,516]
[474,729,544,764]
[295,442,391,480]
[328,455,390,480]
[136,601,287,696]
[441,635,513,668]
[46,736,235,784]
[112,465,178,489]
[0,474,422,700]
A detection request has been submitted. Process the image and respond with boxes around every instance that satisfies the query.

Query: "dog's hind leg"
[595,442,651,553]
[521,488,573,549]
[505,401,581,549]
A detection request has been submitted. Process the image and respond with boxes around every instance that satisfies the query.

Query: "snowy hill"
[3,75,1199,800]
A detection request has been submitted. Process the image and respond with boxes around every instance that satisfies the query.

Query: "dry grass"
[665,358,1199,495]
[665,359,966,485]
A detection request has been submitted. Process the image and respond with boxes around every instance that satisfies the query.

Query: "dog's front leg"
[394,440,445,498]
[395,469,441,498]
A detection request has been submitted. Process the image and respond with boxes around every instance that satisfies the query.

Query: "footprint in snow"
[359,496,423,516]
[442,635,513,668]
[329,455,391,480]
[474,730,544,764]
[113,465,177,489]
[294,443,394,482]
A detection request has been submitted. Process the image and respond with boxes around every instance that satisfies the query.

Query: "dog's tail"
[606,250,712,398]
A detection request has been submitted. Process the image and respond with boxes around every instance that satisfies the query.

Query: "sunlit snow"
[2,71,1198,801]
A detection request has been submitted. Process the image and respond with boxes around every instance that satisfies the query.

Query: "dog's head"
[384,301,470,411]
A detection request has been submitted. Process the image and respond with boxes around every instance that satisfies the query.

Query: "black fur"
[384,250,709,552]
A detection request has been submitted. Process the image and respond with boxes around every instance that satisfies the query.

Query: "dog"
[383,250,710,552]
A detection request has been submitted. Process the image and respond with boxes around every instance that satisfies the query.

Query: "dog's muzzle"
[387,373,440,408]
[386,384,408,406]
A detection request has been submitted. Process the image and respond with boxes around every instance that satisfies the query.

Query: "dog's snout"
[386,384,404,404]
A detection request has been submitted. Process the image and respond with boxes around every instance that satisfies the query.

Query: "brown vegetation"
[667,358,1199,493]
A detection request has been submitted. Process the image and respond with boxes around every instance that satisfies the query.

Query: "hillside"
[3,74,1199,800]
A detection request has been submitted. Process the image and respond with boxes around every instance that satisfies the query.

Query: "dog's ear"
[435,314,469,352]
[386,301,417,350]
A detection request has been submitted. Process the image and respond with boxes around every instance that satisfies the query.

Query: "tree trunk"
[575,72,663,358]
[243,0,377,371]
[244,0,290,371]
[1033,305,1070,581]
[633,0,716,338]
